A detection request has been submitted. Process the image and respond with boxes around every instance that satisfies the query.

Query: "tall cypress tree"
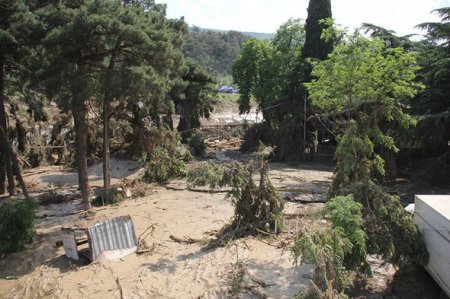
[301,0,333,61]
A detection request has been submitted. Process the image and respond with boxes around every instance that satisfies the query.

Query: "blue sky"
[155,0,450,37]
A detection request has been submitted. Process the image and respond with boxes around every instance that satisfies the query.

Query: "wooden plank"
[415,195,450,297]
[62,230,79,260]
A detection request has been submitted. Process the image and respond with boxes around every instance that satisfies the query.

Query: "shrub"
[188,159,284,238]
[341,181,429,267]
[240,122,273,152]
[0,200,36,254]
[143,146,186,183]
[183,130,207,157]
[325,195,367,270]
[292,227,351,297]
[129,127,180,161]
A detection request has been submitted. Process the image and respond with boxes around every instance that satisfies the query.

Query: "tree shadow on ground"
[143,258,177,274]
[213,258,313,298]
[0,232,60,279]
[349,265,448,299]
[46,254,90,274]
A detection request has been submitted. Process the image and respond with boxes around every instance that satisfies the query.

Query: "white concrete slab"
[415,195,450,296]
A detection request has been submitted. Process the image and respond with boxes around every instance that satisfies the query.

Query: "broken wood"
[23,170,47,177]
[16,153,31,168]
[251,278,275,288]
[164,185,228,193]
[116,277,124,299]
[169,235,204,244]
[137,224,155,254]
[55,238,88,248]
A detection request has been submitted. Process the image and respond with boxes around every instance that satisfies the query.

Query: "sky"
[155,0,450,37]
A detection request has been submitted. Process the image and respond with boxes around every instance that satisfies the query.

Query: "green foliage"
[143,146,186,183]
[302,0,333,61]
[330,122,383,193]
[240,122,274,152]
[410,8,450,154]
[0,200,36,254]
[232,19,312,161]
[92,186,127,206]
[188,159,284,235]
[232,18,307,119]
[231,38,273,114]
[306,35,422,119]
[325,195,366,270]
[174,60,217,132]
[184,29,249,76]
[292,227,351,295]
[182,130,207,157]
[130,127,189,162]
[108,187,127,205]
[339,181,429,267]
[306,31,421,192]
[307,28,429,271]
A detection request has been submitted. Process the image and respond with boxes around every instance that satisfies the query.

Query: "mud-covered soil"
[0,154,330,299]
[0,101,447,298]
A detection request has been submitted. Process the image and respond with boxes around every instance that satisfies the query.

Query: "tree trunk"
[102,43,120,202]
[72,92,91,210]
[381,147,397,181]
[0,126,29,200]
[0,151,5,194]
[0,52,15,196]
[102,97,111,201]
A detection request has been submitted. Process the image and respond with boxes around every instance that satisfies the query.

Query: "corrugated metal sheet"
[87,215,138,261]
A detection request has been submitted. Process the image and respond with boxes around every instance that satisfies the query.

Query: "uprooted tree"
[187,159,284,245]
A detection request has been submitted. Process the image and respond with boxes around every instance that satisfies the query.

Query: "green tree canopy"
[306,31,428,267]
[306,33,421,189]
[231,38,273,114]
[410,7,450,155]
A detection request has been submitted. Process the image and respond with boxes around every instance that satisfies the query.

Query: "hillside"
[183,27,274,79]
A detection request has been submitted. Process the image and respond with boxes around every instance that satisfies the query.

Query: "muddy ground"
[0,98,448,298]
[0,149,447,298]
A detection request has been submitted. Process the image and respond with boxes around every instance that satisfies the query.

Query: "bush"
[188,159,284,237]
[340,180,429,267]
[129,127,180,161]
[143,146,186,183]
[0,200,36,254]
[325,195,367,270]
[240,122,273,152]
[92,186,128,206]
[183,130,207,157]
[292,227,351,297]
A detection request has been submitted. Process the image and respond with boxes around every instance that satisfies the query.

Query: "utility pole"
[303,88,307,149]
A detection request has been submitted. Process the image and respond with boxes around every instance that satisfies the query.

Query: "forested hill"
[183,27,274,77]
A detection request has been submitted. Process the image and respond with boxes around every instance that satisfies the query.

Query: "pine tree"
[412,8,450,157]
[38,1,113,209]
[175,60,216,133]
[38,0,188,206]
[96,1,187,200]
[0,0,37,197]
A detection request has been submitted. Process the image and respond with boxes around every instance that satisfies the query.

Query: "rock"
[405,203,415,214]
